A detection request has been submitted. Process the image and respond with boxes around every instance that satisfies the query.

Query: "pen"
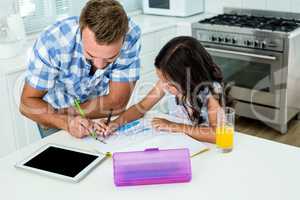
[101,109,113,138]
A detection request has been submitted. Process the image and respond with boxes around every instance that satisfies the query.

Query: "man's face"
[82,27,123,69]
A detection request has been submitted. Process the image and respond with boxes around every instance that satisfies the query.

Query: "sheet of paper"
[84,118,208,156]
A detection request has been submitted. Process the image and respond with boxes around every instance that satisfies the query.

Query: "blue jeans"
[37,124,60,138]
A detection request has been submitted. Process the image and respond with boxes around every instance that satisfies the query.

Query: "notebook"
[87,118,209,157]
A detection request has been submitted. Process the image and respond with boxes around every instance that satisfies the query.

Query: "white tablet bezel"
[15,143,106,183]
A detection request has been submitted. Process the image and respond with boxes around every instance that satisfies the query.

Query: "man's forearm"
[20,97,69,130]
[54,93,130,119]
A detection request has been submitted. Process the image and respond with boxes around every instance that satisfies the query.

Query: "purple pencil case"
[113,148,192,187]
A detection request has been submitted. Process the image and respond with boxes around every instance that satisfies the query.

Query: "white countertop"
[0,12,215,75]
[1,129,300,200]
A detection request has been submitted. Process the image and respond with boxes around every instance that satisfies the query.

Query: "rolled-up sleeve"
[110,24,141,82]
[25,33,59,91]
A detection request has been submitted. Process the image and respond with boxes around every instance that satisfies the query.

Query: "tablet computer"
[15,144,106,183]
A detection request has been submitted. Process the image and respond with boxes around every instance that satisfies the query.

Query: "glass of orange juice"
[216,107,235,153]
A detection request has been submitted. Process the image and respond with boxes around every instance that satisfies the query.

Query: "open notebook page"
[85,118,209,157]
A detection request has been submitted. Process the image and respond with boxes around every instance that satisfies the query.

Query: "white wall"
[70,0,143,17]
[118,0,142,12]
[70,0,88,16]
[206,0,300,14]
[0,0,14,18]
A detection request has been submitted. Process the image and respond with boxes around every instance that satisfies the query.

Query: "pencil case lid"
[113,148,192,186]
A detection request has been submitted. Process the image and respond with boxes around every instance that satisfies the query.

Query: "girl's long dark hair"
[155,36,226,124]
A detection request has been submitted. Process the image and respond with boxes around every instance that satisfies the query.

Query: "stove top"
[199,14,300,33]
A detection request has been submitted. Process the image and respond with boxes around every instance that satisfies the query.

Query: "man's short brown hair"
[79,0,129,44]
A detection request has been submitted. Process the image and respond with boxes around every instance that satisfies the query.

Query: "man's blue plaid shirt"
[25,16,141,109]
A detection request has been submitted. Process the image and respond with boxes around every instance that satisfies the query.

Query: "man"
[20,0,141,138]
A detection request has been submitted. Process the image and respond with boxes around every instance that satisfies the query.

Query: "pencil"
[73,98,97,138]
[105,109,113,125]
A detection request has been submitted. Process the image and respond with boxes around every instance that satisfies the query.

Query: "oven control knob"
[246,40,253,46]
[211,36,217,42]
[218,37,223,42]
[232,38,237,44]
[261,42,267,49]
[225,38,230,43]
[254,41,260,47]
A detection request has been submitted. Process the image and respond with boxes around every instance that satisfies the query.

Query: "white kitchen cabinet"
[205,0,224,14]
[290,0,300,13]
[140,32,157,55]
[128,25,180,110]
[132,24,192,113]
[132,71,158,103]
[140,51,157,75]
[266,0,291,12]
[0,66,40,158]
[177,23,192,36]
[5,70,40,150]
[0,76,16,157]
[223,0,242,8]
[129,70,169,114]
[242,0,267,10]
[157,27,178,50]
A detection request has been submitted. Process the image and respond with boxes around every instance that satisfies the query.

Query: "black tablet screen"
[24,146,98,177]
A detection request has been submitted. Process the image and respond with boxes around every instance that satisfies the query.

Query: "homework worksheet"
[85,118,208,157]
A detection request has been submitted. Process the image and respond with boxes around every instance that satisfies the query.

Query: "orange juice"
[216,126,234,150]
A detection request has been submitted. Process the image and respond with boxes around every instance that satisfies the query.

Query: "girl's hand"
[93,119,119,137]
[151,118,177,132]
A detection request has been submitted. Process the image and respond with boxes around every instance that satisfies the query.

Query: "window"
[55,0,70,18]
[16,0,71,33]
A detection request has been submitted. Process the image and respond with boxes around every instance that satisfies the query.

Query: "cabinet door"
[127,70,158,107]
[140,26,179,74]
[130,26,180,110]
[6,70,40,150]
[157,26,178,50]
[177,23,193,36]
[0,76,16,158]
[140,32,157,55]
[140,51,158,75]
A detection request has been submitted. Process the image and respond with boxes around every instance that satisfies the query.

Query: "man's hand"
[67,116,94,138]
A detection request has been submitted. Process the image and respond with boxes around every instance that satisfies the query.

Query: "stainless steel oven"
[205,44,283,108]
[192,28,297,133]
[192,8,300,133]
[205,44,289,131]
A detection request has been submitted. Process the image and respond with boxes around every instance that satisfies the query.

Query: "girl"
[95,36,225,143]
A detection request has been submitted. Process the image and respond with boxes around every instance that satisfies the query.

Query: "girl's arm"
[152,120,215,143]
[95,81,165,134]
[152,96,221,144]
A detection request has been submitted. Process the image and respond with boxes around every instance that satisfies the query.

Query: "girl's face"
[156,69,182,97]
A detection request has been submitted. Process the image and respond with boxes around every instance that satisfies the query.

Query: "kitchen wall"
[70,0,142,16]
[206,0,300,14]
[71,0,143,15]
[0,0,15,18]
[69,0,88,16]
[119,0,142,12]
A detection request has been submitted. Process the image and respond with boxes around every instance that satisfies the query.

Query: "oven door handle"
[205,48,277,61]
